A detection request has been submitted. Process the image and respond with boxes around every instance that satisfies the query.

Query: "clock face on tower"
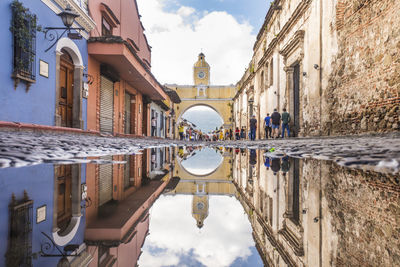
[198,71,205,79]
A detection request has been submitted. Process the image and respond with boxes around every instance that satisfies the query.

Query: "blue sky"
[163,0,271,33]
[137,0,271,85]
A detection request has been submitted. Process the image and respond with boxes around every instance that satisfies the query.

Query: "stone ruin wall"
[324,0,400,135]
[324,162,400,266]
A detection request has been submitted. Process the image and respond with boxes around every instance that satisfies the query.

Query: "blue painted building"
[0,163,91,266]
[0,0,95,129]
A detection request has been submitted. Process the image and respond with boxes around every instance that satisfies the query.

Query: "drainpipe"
[319,0,323,135]
[319,1,324,265]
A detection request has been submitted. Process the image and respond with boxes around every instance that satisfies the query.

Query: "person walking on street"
[264,113,272,139]
[264,154,270,170]
[178,124,184,140]
[281,155,290,176]
[271,157,281,175]
[281,108,291,138]
[235,127,240,140]
[151,117,157,137]
[250,115,257,141]
[240,128,245,139]
[271,109,281,138]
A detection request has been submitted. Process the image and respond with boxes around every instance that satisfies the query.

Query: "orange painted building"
[87,0,168,136]
[84,152,173,266]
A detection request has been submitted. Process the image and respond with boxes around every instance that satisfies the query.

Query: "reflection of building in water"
[192,195,209,229]
[233,150,400,266]
[169,148,235,228]
[85,150,174,266]
[0,164,91,266]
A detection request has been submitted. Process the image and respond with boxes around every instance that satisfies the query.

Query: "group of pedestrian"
[176,108,291,142]
[234,127,247,140]
[264,108,290,139]
[264,154,290,176]
[247,108,291,141]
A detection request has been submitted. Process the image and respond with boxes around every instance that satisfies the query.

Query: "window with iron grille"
[11,1,37,84]
[5,192,33,267]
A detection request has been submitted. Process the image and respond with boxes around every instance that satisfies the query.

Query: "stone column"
[54,51,62,127]
[73,65,84,129]
[71,164,82,217]
[284,66,294,113]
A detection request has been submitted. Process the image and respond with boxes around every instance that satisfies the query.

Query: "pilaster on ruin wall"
[324,0,400,135]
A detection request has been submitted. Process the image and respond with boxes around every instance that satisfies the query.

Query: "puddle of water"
[0,147,398,266]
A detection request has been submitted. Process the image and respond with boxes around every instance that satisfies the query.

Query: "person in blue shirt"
[264,113,272,139]
[263,154,270,170]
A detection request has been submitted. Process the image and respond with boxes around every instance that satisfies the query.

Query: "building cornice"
[180,98,233,101]
[253,0,282,52]
[41,0,96,32]
[280,30,305,63]
[165,84,235,88]
[250,0,311,76]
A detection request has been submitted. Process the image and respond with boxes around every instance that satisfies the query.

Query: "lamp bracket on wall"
[31,231,81,267]
[44,27,84,52]
[83,73,94,85]
[43,5,84,52]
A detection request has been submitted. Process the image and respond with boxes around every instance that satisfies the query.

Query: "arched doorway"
[55,38,84,129]
[52,164,81,246]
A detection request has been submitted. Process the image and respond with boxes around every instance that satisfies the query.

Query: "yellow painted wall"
[166,85,236,128]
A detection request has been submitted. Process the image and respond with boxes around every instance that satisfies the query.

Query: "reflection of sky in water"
[138,195,263,267]
[181,148,223,176]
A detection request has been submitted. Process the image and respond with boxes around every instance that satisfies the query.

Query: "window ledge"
[12,73,36,91]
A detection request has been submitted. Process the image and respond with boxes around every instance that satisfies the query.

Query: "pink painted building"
[87,0,168,136]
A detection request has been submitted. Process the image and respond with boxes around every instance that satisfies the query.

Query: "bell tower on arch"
[193,52,210,86]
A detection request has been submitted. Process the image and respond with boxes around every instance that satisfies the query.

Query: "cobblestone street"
[1,130,399,174]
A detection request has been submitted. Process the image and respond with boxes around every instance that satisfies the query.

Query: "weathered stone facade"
[232,150,400,266]
[325,0,400,135]
[233,0,400,137]
[324,164,400,266]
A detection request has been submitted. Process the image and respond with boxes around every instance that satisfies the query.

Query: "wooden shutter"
[100,76,114,134]
[99,156,113,206]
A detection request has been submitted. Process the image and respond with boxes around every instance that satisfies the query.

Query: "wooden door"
[59,51,74,127]
[55,165,72,232]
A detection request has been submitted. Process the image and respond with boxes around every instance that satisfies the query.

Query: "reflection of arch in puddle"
[179,148,223,177]
[52,164,82,246]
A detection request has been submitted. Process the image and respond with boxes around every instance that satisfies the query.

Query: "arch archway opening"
[180,105,224,134]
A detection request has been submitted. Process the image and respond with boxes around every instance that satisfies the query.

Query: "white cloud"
[177,6,196,17]
[137,0,255,85]
[138,195,255,267]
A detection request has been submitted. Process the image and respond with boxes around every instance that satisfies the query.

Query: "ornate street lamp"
[44,5,84,52]
[58,5,79,28]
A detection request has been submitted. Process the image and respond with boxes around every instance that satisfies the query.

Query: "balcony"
[88,36,167,100]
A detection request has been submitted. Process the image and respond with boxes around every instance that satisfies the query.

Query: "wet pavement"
[0,132,399,266]
[0,131,399,173]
